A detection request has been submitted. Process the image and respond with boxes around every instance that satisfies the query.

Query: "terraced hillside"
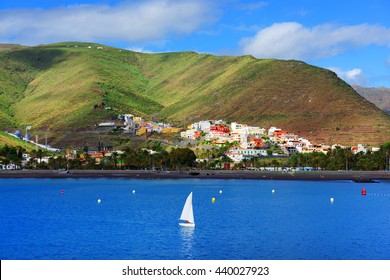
[137,52,390,145]
[0,42,389,146]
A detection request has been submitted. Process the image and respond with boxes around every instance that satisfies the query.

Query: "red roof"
[210,125,230,133]
[250,137,264,147]
[193,131,202,137]
[273,130,286,136]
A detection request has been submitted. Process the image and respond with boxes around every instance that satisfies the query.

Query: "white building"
[198,121,211,132]
[351,144,368,154]
[98,122,115,127]
[0,164,20,170]
[231,122,245,132]
[280,133,298,142]
[181,129,201,140]
[247,126,266,136]
[230,132,247,144]
[268,127,282,136]
[36,157,50,164]
[226,151,244,163]
[190,121,211,132]
[123,114,134,125]
[214,120,226,125]
[229,148,268,158]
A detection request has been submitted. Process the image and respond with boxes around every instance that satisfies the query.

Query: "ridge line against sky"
[0,0,389,87]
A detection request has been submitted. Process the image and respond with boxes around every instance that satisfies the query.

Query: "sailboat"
[179,192,195,228]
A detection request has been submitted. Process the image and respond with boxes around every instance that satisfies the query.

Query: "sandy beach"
[0,169,389,181]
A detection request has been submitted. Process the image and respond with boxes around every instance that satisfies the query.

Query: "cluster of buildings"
[97,114,181,136]
[0,163,20,170]
[0,153,33,170]
[1,114,380,169]
[181,120,376,163]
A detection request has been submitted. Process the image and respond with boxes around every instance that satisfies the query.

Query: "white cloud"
[240,22,390,60]
[328,67,367,86]
[126,47,155,53]
[0,0,216,45]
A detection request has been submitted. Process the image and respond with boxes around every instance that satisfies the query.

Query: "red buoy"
[361,188,366,196]
[61,189,65,194]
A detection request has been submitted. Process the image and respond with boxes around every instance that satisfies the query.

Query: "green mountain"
[0,42,389,147]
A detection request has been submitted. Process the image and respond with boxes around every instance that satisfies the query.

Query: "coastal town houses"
[181,130,202,140]
[226,147,268,162]
[117,113,180,136]
[230,122,265,137]
[181,120,345,163]
[248,137,265,148]
[190,120,211,132]
[351,144,368,154]
[84,151,105,164]
[78,149,125,166]
[205,124,231,144]
[0,163,20,170]
[225,150,244,163]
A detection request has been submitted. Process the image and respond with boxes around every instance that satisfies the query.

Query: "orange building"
[250,137,264,147]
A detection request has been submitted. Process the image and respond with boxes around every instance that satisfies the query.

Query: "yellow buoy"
[212,197,216,203]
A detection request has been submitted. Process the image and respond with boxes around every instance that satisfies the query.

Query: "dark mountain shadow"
[1,48,68,71]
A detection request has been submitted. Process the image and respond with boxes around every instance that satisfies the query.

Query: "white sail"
[179,192,195,225]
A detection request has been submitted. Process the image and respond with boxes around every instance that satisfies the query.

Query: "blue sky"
[1,0,389,87]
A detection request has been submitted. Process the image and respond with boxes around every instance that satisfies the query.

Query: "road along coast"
[0,170,389,181]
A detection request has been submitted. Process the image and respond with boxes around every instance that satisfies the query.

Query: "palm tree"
[344,148,354,171]
[36,149,43,167]
[380,142,390,170]
[112,151,118,169]
[271,159,280,171]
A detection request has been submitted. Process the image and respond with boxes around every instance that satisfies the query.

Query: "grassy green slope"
[0,131,37,151]
[0,47,50,129]
[0,43,162,134]
[13,49,102,130]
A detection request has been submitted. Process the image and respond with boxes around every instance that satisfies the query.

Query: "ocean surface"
[0,178,389,260]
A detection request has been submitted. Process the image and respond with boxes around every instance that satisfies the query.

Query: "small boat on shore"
[58,168,69,174]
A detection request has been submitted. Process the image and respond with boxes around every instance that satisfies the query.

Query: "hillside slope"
[0,43,389,146]
[136,52,389,145]
[0,131,37,151]
[353,85,390,115]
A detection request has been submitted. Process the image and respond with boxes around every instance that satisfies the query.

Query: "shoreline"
[0,169,389,181]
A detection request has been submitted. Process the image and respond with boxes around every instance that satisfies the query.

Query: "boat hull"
[179,222,195,228]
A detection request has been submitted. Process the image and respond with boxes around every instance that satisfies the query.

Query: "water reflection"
[179,226,195,259]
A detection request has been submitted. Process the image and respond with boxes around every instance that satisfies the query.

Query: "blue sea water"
[0,178,389,260]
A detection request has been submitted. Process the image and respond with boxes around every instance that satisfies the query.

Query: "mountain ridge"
[353,85,390,115]
[0,42,389,147]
